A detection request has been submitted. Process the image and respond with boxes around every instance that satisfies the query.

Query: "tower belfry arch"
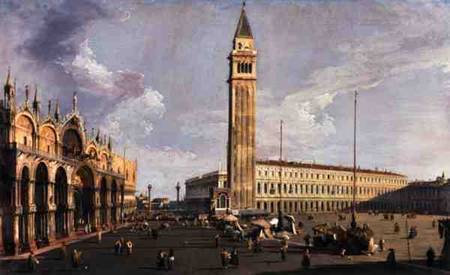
[227,3,257,210]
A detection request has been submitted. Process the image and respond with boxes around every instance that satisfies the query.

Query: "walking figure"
[156,250,167,270]
[304,234,311,246]
[426,247,435,267]
[215,234,220,248]
[120,237,125,254]
[247,238,253,251]
[168,249,175,270]
[126,240,133,255]
[302,249,311,269]
[230,247,239,266]
[114,239,122,255]
[386,248,396,270]
[378,239,385,252]
[27,251,39,272]
[220,248,231,269]
[71,249,82,269]
[280,246,287,261]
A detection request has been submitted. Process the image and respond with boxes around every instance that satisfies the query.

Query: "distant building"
[386,173,450,214]
[185,170,228,214]
[185,162,408,215]
[151,197,170,210]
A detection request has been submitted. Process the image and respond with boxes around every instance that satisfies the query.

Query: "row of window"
[256,182,395,197]
[237,62,253,74]
[255,200,397,213]
[257,169,406,185]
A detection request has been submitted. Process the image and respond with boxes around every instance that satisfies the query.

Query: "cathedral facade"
[185,4,409,215]
[0,71,137,255]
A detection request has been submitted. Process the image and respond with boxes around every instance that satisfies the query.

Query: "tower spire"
[5,66,11,87]
[32,84,40,115]
[234,2,253,39]
[25,85,30,107]
[4,68,15,110]
[96,128,100,143]
[47,99,52,117]
[72,91,78,112]
[54,99,60,121]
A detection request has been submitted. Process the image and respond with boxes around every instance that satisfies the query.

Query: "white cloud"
[72,40,115,90]
[63,39,147,97]
[122,145,218,198]
[102,87,166,145]
[256,90,337,160]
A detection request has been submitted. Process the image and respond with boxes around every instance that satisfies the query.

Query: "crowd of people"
[15,211,447,273]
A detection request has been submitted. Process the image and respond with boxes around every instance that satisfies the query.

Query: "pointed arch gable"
[15,111,37,133]
[15,112,37,147]
[39,124,58,155]
[86,143,99,160]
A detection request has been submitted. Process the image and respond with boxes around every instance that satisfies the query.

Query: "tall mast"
[351,91,358,229]
[277,120,284,231]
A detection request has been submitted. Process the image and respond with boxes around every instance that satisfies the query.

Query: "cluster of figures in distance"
[114,237,134,256]
[26,243,88,273]
[156,249,175,270]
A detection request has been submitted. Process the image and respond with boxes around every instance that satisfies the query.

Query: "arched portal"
[73,166,95,231]
[111,180,117,224]
[35,163,49,244]
[55,167,68,238]
[100,177,107,226]
[19,166,30,250]
[62,129,83,158]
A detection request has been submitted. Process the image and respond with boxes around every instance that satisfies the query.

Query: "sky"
[0,0,449,198]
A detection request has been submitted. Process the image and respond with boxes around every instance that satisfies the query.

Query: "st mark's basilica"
[0,71,137,255]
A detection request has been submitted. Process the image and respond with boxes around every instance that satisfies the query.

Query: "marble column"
[0,212,4,255]
[13,214,19,255]
[93,189,100,231]
[28,180,36,251]
[47,181,56,244]
[106,188,112,228]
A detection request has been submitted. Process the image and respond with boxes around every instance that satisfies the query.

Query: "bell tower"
[227,3,256,210]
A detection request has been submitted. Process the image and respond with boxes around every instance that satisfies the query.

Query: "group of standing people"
[114,237,133,256]
[156,249,175,270]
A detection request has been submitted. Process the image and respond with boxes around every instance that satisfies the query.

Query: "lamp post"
[147,184,152,217]
[176,182,181,210]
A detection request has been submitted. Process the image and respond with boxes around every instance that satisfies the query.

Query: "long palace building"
[0,71,137,255]
[185,4,408,215]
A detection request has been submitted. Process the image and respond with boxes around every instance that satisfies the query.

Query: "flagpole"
[277,120,284,231]
[351,91,358,229]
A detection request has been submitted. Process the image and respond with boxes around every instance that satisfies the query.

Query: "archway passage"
[35,163,49,245]
[55,167,68,238]
[74,166,95,231]
[100,177,107,226]
[19,167,30,251]
[111,181,117,225]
